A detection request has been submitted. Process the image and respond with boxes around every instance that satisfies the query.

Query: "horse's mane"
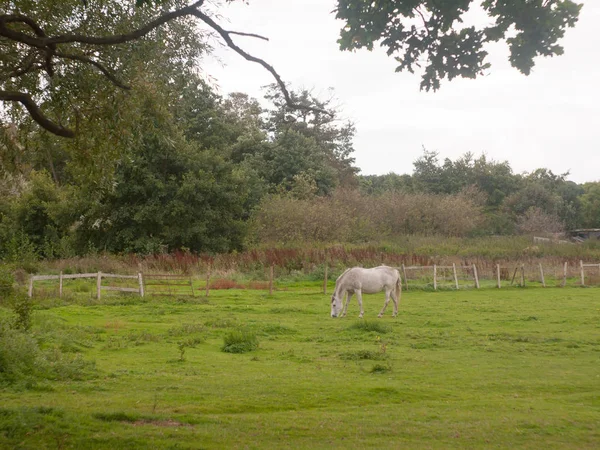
[336,267,352,281]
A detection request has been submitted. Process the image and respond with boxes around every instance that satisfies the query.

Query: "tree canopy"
[1,0,583,137]
[336,0,582,91]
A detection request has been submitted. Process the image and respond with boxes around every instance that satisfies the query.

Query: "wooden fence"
[28,272,143,299]
[27,260,600,299]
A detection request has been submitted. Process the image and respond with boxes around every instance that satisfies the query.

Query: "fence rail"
[27,260,600,299]
[28,272,144,299]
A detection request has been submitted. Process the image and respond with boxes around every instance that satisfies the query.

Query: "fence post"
[496,264,501,289]
[189,276,195,297]
[580,260,585,286]
[521,264,525,287]
[138,272,145,297]
[323,263,328,295]
[28,276,34,298]
[59,271,63,298]
[452,263,459,289]
[539,263,545,287]
[562,262,567,287]
[473,264,480,289]
[97,272,102,300]
[401,263,408,290]
[269,263,274,296]
[433,264,437,290]
[205,263,210,297]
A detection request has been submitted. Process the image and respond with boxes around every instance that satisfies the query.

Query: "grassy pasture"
[1,284,599,449]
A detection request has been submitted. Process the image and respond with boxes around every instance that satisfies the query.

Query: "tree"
[336,0,582,90]
[254,86,359,193]
[580,182,600,228]
[75,115,252,254]
[0,0,329,138]
[2,1,582,137]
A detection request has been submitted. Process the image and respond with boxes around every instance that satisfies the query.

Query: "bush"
[0,318,96,387]
[0,321,43,385]
[221,330,259,354]
[11,294,32,331]
[248,188,485,245]
[0,266,15,300]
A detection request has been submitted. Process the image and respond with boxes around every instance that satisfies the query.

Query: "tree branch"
[55,51,131,90]
[0,90,75,137]
[226,31,269,41]
[192,10,332,117]
[0,0,331,137]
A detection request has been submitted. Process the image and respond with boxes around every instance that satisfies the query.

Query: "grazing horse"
[330,265,401,318]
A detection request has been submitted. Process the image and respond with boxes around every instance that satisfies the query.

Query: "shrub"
[11,294,32,331]
[0,266,15,300]
[0,321,43,385]
[221,330,259,354]
[0,318,96,387]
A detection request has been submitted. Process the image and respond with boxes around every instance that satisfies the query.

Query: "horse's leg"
[378,288,392,318]
[391,285,399,317]
[356,290,364,318]
[342,292,353,317]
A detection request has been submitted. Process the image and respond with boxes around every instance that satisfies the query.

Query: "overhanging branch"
[0,90,75,137]
[1,0,330,137]
[193,10,332,117]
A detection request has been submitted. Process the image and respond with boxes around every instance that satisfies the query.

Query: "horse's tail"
[395,270,402,303]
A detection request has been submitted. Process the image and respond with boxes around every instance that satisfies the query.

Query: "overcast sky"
[202,1,600,184]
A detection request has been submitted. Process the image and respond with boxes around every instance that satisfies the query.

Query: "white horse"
[330,265,401,318]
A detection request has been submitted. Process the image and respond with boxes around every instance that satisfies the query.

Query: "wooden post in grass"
[473,264,480,289]
[539,263,546,287]
[59,271,63,298]
[496,264,501,289]
[510,267,518,286]
[28,276,34,298]
[323,263,328,295]
[269,263,274,295]
[433,264,437,290]
[138,273,145,297]
[205,263,210,297]
[452,263,459,289]
[401,263,408,290]
[580,260,585,286]
[96,272,102,300]
[562,262,568,287]
[521,264,525,287]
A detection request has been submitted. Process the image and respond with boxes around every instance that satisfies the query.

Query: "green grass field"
[1,284,599,449]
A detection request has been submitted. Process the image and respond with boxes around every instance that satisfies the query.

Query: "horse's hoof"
[377,314,383,318]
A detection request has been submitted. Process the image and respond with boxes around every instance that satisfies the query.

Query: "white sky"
[202,1,600,183]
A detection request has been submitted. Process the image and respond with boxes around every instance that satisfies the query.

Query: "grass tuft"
[347,320,391,334]
[339,349,387,361]
[92,411,140,423]
[221,330,259,354]
[369,363,392,374]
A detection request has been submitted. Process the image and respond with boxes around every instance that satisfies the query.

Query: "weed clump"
[369,363,392,374]
[92,411,140,423]
[348,320,390,334]
[339,349,387,361]
[0,319,96,387]
[221,330,259,354]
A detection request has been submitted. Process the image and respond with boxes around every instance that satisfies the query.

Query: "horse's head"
[330,294,342,318]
